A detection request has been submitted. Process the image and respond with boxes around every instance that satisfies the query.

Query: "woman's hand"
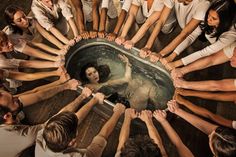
[139,47,152,58]
[138,110,153,124]
[149,53,161,63]
[123,40,134,50]
[115,36,125,45]
[106,32,117,41]
[153,110,167,123]
[167,100,180,114]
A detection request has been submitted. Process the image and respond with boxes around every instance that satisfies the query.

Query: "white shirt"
[182,26,236,65]
[132,0,164,18]
[31,0,73,32]
[122,0,132,12]
[223,42,236,59]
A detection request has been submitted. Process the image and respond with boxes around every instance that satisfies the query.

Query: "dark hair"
[79,62,110,84]
[0,31,8,46]
[43,111,78,152]
[0,105,10,124]
[4,5,24,35]
[120,134,162,157]
[200,0,236,40]
[211,126,236,157]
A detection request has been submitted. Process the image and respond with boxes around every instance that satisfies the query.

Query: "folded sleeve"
[122,0,132,12]
[58,0,73,20]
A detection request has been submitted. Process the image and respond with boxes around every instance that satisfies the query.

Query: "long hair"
[211,126,236,157]
[200,0,236,40]
[4,5,24,35]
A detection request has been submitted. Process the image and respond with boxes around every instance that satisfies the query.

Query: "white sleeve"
[192,0,210,21]
[58,0,73,20]
[101,0,109,8]
[174,26,202,55]
[223,42,236,59]
[32,6,54,31]
[122,0,132,12]
[153,0,165,12]
[163,0,174,9]
[181,28,236,65]
[132,0,142,6]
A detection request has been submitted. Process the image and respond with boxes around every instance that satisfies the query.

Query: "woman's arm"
[68,17,79,38]
[49,27,70,45]
[22,44,60,61]
[168,100,218,135]
[123,11,162,49]
[34,21,65,49]
[30,42,65,55]
[153,110,194,157]
[175,94,233,128]
[159,19,201,57]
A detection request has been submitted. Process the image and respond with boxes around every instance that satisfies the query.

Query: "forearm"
[145,21,162,49]
[113,10,127,34]
[120,15,135,37]
[18,82,70,106]
[19,60,57,69]
[36,22,64,49]
[68,18,79,37]
[99,8,107,31]
[31,42,61,55]
[181,79,236,91]
[60,94,87,113]
[50,27,70,44]
[124,63,132,80]
[175,109,218,135]
[72,0,86,32]
[76,98,98,123]
[23,45,57,61]
[117,117,131,151]
[92,4,99,31]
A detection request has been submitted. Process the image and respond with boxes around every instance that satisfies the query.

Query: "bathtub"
[65,39,174,119]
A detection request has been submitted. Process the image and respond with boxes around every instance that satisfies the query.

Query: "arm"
[35,21,64,49]
[117,108,138,152]
[22,44,59,61]
[68,17,79,37]
[139,110,168,157]
[144,6,172,49]
[49,27,70,44]
[17,79,79,107]
[174,78,236,91]
[92,0,100,31]
[76,93,104,123]
[153,110,194,157]
[171,49,230,79]
[30,42,65,55]
[176,88,236,103]
[175,94,233,128]
[159,19,201,56]
[167,100,218,135]
[119,4,139,38]
[181,29,236,66]
[99,8,107,33]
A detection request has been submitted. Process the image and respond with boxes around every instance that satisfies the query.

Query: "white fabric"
[132,0,164,18]
[232,121,236,129]
[82,0,118,22]
[182,26,236,65]
[31,0,73,34]
[223,42,236,59]
[0,54,21,69]
[122,0,132,12]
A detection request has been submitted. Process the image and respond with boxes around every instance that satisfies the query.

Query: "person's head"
[4,5,29,34]
[80,62,110,84]
[0,90,23,124]
[177,0,193,5]
[0,31,14,53]
[208,126,236,157]
[202,0,236,38]
[43,111,78,152]
[120,134,162,157]
[230,46,236,68]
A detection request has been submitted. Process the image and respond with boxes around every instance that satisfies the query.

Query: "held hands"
[113,103,126,115]
[125,108,138,120]
[149,53,161,63]
[98,31,106,38]
[80,31,90,39]
[90,30,98,39]
[167,100,180,114]
[153,110,167,123]
[81,87,92,99]
[123,40,134,50]
[93,93,105,104]
[138,110,153,124]
[139,47,152,58]
[106,32,117,41]
[67,79,82,90]
[171,68,184,80]
[115,36,125,45]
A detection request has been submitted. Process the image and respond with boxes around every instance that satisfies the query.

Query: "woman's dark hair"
[120,134,162,157]
[4,5,24,35]
[200,0,236,40]
[43,111,78,152]
[211,126,236,157]
[79,62,110,84]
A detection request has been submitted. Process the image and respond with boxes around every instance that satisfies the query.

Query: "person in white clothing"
[142,0,210,62]
[164,0,236,70]
[31,0,80,46]
[115,0,176,46]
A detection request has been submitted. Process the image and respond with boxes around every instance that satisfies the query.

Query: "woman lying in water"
[79,55,166,111]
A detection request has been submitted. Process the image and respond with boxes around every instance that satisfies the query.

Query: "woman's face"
[207,10,220,28]
[85,67,100,83]
[13,11,29,29]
